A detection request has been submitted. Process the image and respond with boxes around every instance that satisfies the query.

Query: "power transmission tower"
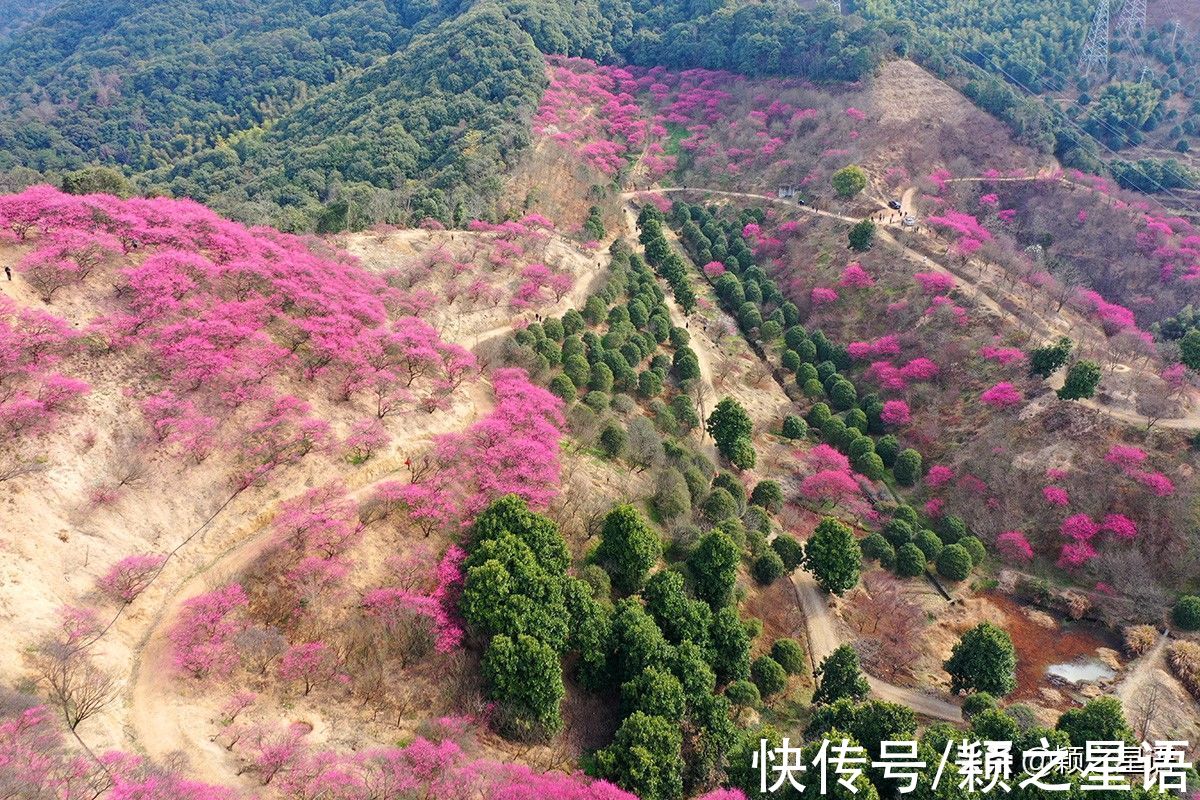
[1114,0,1146,44]
[1078,0,1110,78]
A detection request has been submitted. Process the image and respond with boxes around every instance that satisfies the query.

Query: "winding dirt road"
[626,185,1200,432]
[790,571,962,722]
[121,237,610,783]
[621,199,962,723]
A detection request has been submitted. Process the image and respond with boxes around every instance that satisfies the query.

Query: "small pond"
[1046,658,1116,685]
[984,592,1120,701]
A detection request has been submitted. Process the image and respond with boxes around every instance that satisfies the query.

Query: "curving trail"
[621,196,962,722]
[121,240,609,784]
[790,571,962,722]
[626,185,1200,433]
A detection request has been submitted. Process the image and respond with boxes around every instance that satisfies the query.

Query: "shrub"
[782,415,807,439]
[743,506,771,535]
[828,379,858,411]
[752,550,786,586]
[913,529,944,561]
[893,448,922,486]
[654,469,692,521]
[893,504,919,526]
[712,473,747,510]
[1057,360,1101,400]
[831,165,868,198]
[844,408,869,433]
[936,544,973,581]
[725,679,761,708]
[876,435,900,467]
[813,644,869,704]
[781,350,802,372]
[583,391,610,412]
[690,531,740,609]
[751,655,788,697]
[959,535,986,566]
[1123,624,1159,656]
[548,374,576,404]
[598,421,627,459]
[706,397,752,461]
[1174,596,1200,631]
[1056,696,1132,746]
[1030,337,1073,378]
[702,488,738,523]
[945,622,1016,696]
[895,543,927,577]
[596,505,661,594]
[882,519,914,548]
[771,535,804,571]
[853,451,886,481]
[771,638,806,675]
[860,533,895,569]
[728,437,757,471]
[848,220,876,251]
[579,564,611,601]
[482,633,565,739]
[803,517,861,595]
[962,692,997,718]
[749,480,784,513]
[1168,640,1200,698]
[807,402,832,428]
[938,515,969,544]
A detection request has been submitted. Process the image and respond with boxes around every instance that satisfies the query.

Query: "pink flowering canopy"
[997,531,1034,563]
[1042,486,1070,507]
[980,382,1022,409]
[880,400,911,427]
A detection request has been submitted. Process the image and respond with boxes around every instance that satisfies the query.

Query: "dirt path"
[1115,631,1170,706]
[626,185,1200,432]
[790,571,962,722]
[121,240,610,783]
[620,198,963,723]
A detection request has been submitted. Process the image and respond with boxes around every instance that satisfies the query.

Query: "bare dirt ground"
[629,184,1200,431]
[866,60,981,130]
[621,199,962,722]
[117,234,612,784]
[1114,632,1200,741]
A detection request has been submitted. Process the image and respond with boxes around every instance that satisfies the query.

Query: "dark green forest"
[0,0,893,230]
[1,0,1193,229]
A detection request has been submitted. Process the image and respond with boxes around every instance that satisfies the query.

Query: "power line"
[906,0,1196,211]
[1079,0,1111,78]
[948,0,1198,193]
[1114,0,1147,46]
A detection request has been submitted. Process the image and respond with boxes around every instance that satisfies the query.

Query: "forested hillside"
[0,0,893,230]
[856,0,1200,193]
[0,0,52,42]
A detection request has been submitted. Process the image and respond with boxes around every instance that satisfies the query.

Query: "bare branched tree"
[27,638,115,731]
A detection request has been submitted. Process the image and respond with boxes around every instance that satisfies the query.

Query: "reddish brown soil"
[985,592,1119,701]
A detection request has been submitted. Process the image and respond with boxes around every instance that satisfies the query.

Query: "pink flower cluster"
[979,345,1025,365]
[431,368,565,519]
[1104,444,1175,497]
[838,262,875,288]
[997,531,1034,563]
[980,382,1022,409]
[913,271,955,295]
[848,334,901,360]
[810,287,839,305]
[880,400,911,427]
